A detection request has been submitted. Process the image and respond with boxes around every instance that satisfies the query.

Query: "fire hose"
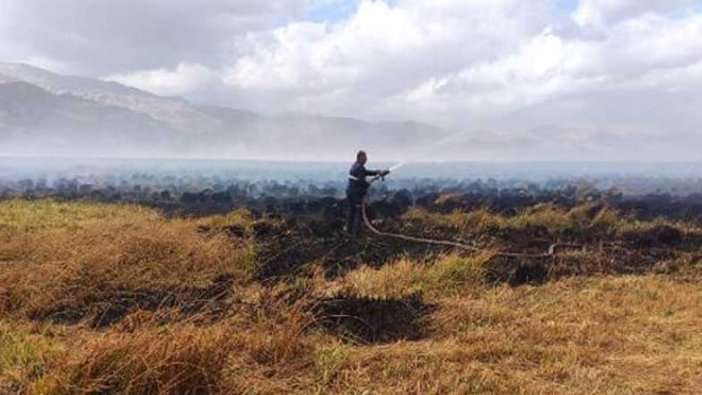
[361,176,579,258]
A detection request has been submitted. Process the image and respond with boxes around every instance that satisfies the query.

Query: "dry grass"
[40,325,232,394]
[322,253,493,299]
[0,200,161,232]
[403,202,702,239]
[0,200,255,320]
[302,275,702,395]
[1,199,701,394]
[2,290,316,394]
[402,203,611,234]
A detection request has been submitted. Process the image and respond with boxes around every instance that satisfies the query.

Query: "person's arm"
[365,169,390,177]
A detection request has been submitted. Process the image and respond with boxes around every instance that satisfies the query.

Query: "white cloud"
[391,9,702,123]
[573,0,696,28]
[0,0,311,76]
[102,1,702,123]
[213,0,702,136]
[221,0,555,119]
[107,63,220,97]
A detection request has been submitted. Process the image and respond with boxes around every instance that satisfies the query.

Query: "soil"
[312,293,435,344]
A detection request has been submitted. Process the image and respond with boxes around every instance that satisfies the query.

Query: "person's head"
[356,150,367,165]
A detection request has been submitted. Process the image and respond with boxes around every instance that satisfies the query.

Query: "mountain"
[0,81,174,156]
[0,62,449,160]
[0,62,216,134]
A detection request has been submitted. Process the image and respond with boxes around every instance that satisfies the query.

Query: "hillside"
[0,62,449,160]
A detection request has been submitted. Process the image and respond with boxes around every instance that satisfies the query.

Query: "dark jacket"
[347,161,379,198]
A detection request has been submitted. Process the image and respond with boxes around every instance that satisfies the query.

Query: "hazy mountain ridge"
[0,62,449,160]
[0,81,180,156]
[0,62,221,134]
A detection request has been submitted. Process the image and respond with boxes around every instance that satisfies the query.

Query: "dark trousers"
[346,192,364,236]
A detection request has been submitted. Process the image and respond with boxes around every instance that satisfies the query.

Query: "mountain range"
[0,62,449,160]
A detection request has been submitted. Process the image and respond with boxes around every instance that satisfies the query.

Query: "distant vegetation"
[2,168,702,223]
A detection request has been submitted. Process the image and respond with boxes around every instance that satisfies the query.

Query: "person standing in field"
[345,150,389,236]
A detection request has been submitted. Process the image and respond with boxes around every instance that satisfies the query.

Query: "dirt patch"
[484,245,684,286]
[250,216,453,281]
[484,256,550,286]
[312,293,435,344]
[623,225,684,248]
[35,274,235,328]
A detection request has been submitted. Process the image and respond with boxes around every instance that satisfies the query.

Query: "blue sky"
[307,0,581,23]
[307,0,362,23]
[557,0,579,12]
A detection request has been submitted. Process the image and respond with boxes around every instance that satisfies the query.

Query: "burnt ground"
[35,274,237,328]
[312,293,436,344]
[244,204,698,340]
[238,201,701,287]
[31,269,436,344]
[249,217,454,281]
[24,196,702,343]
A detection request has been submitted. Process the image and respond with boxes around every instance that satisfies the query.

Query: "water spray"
[369,130,470,183]
[388,130,470,173]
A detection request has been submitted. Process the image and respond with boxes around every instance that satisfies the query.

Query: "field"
[1,199,701,394]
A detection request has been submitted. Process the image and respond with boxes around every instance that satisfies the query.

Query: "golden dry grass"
[403,202,702,239]
[321,253,492,299]
[1,199,701,394]
[0,200,255,320]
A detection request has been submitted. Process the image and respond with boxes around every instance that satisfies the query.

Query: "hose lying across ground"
[361,199,581,259]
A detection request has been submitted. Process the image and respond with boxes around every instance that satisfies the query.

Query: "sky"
[1,0,701,161]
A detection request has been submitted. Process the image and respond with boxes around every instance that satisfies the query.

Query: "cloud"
[394,10,702,125]
[220,0,556,118]
[107,63,220,97]
[0,0,312,76]
[213,0,702,137]
[573,0,696,27]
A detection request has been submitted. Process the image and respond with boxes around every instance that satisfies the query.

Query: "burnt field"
[5,171,702,286]
[1,171,701,394]
[4,172,702,278]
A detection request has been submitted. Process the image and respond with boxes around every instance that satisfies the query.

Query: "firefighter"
[345,150,390,236]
